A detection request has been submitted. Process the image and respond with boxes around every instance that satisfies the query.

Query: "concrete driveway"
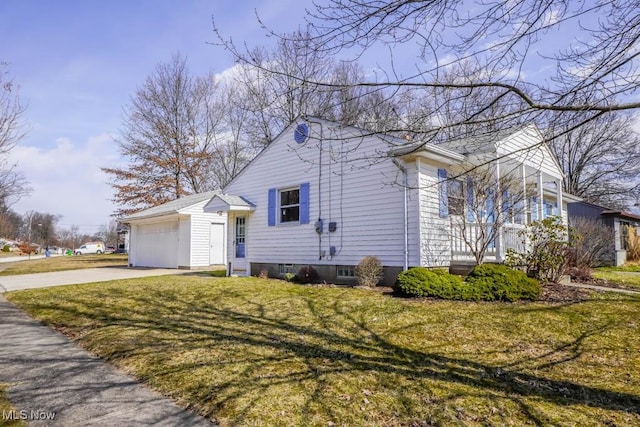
[0,267,192,293]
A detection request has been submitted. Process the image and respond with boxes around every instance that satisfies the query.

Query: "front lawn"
[6,277,640,426]
[592,270,640,291]
[0,254,128,276]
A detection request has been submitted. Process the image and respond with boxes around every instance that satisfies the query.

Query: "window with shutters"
[280,187,300,223]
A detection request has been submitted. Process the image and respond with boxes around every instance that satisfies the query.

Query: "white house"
[120,191,227,269]
[204,118,570,284]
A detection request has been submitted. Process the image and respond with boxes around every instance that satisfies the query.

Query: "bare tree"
[547,113,640,208]
[0,207,22,239]
[226,30,335,146]
[214,0,640,145]
[448,163,529,264]
[95,219,119,248]
[103,53,224,216]
[0,63,30,208]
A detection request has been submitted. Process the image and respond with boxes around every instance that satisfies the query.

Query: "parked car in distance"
[74,242,105,255]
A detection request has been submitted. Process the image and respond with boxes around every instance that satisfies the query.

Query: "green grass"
[6,277,640,426]
[592,270,640,291]
[0,254,128,276]
[0,384,25,427]
[597,263,640,273]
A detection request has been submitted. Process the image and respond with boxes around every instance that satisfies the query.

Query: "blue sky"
[1,0,314,234]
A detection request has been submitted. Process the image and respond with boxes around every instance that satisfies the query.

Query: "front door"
[233,216,247,273]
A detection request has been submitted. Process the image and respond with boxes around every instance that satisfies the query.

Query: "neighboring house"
[119,191,227,269]
[204,118,570,284]
[568,201,640,266]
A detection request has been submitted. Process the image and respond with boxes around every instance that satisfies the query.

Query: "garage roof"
[119,190,220,222]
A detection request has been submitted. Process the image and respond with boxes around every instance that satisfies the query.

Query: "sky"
[2,1,639,235]
[0,0,316,235]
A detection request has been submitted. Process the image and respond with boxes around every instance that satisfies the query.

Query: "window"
[279,264,296,274]
[448,179,464,216]
[621,222,630,250]
[280,188,300,223]
[268,183,309,226]
[337,265,355,278]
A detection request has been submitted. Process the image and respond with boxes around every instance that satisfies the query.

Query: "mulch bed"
[539,283,591,303]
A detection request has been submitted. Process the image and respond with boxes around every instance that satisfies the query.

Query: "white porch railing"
[451,223,528,262]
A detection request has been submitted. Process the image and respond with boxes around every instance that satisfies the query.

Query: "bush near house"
[395,265,541,301]
[2,245,10,252]
[394,268,465,299]
[355,256,383,287]
[295,265,318,284]
[465,264,542,301]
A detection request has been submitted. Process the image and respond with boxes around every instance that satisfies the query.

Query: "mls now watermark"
[3,409,57,421]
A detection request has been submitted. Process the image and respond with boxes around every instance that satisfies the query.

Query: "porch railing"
[450,223,528,262]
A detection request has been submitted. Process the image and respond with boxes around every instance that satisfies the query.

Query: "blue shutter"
[438,168,448,218]
[466,177,475,222]
[299,182,310,224]
[268,188,276,226]
[531,196,538,221]
[553,201,558,216]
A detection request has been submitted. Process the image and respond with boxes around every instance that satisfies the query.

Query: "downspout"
[392,158,409,271]
[304,116,324,260]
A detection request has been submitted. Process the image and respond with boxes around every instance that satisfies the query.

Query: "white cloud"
[9,133,124,233]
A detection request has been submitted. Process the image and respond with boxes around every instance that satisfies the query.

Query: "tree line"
[106,2,640,216]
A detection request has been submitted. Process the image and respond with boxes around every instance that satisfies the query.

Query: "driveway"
[0,267,192,293]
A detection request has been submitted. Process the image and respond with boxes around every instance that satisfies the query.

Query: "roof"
[119,190,220,222]
[204,193,256,213]
[435,126,528,155]
[568,200,640,222]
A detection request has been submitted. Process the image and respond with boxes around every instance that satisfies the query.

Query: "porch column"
[521,163,528,225]
[495,159,504,262]
[555,179,563,220]
[537,171,544,220]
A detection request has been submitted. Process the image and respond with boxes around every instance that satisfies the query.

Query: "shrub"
[505,216,571,283]
[394,265,541,302]
[466,264,542,301]
[295,266,318,284]
[355,256,383,287]
[2,244,10,252]
[394,267,464,298]
[569,217,612,268]
[627,226,640,262]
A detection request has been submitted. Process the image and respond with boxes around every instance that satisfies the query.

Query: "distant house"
[568,201,640,266]
[204,117,572,284]
[119,191,226,269]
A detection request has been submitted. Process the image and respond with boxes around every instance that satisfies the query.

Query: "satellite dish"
[294,123,309,144]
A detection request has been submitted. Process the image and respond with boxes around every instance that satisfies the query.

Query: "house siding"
[417,159,451,267]
[223,121,412,273]
[495,127,563,180]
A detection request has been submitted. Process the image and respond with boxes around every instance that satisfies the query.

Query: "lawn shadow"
[12,285,640,424]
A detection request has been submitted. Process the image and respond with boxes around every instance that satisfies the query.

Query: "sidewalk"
[0,294,215,426]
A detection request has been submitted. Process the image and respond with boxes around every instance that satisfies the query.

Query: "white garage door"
[133,221,178,268]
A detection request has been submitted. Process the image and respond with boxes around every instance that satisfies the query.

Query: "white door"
[233,216,246,273]
[209,223,225,265]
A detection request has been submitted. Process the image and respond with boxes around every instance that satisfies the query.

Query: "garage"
[120,191,227,269]
[131,221,179,268]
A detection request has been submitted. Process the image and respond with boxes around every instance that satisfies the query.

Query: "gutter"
[392,158,409,271]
